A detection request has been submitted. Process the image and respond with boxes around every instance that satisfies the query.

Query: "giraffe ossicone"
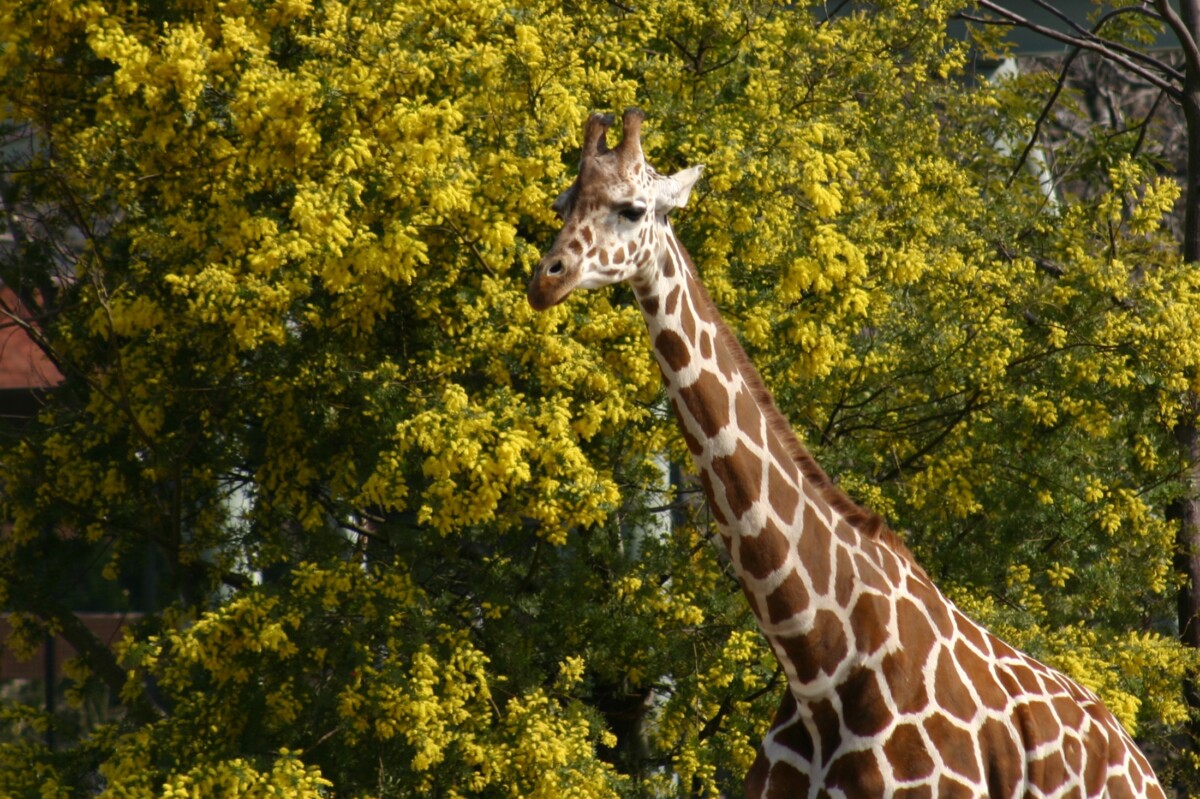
[528,108,1165,799]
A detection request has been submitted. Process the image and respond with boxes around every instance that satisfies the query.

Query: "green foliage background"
[2,0,1199,795]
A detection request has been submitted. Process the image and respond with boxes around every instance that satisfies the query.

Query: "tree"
[0,0,1196,796]
[956,0,1200,783]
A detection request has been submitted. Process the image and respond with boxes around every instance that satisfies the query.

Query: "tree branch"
[968,0,1183,97]
[1006,45,1080,189]
[1155,0,1200,78]
[13,599,164,720]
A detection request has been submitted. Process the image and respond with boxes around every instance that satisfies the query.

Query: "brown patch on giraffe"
[697,469,728,525]
[798,508,833,598]
[568,238,583,255]
[991,636,1019,661]
[772,715,814,763]
[700,330,713,360]
[995,663,1024,707]
[765,761,810,799]
[952,640,1007,711]
[1017,698,1062,748]
[896,595,937,651]
[1081,725,1108,797]
[907,575,954,637]
[802,481,824,511]
[838,667,892,737]
[980,717,1023,798]
[1029,749,1070,798]
[884,723,934,781]
[769,430,800,483]
[853,551,886,591]
[1052,695,1086,731]
[767,465,800,527]
[1104,718,1129,767]
[834,547,854,607]
[886,669,932,720]
[738,520,791,581]
[849,591,890,655]
[714,336,739,381]
[669,397,704,455]
[923,714,981,784]
[933,646,979,723]
[864,541,890,573]
[809,697,842,764]
[1011,663,1045,697]
[1063,734,1083,775]
[665,285,681,315]
[677,370,729,438]
[680,298,697,344]
[710,441,762,519]
[581,226,593,245]
[662,254,676,277]
[835,519,858,546]
[655,329,690,372]
[598,247,609,266]
[878,549,902,587]
[765,570,809,626]
[1106,776,1137,799]
[826,748,884,796]
[954,612,988,653]
[1130,756,1147,795]
[734,387,763,448]
[884,596,936,714]
[1047,675,1073,698]
[612,247,625,264]
[776,609,848,684]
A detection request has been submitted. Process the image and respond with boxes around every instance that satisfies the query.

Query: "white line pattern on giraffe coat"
[527,109,1165,799]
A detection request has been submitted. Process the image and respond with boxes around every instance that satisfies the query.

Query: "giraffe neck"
[631,227,917,699]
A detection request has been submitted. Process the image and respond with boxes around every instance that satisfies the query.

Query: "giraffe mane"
[677,249,922,570]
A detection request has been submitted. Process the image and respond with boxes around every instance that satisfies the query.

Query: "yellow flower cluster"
[88,561,624,796]
[2,0,1198,792]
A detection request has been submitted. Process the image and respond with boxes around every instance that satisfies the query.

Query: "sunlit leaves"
[1,0,1197,795]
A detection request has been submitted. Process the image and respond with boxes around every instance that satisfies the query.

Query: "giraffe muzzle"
[527,257,578,311]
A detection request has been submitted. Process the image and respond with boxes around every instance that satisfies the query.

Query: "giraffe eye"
[618,205,647,223]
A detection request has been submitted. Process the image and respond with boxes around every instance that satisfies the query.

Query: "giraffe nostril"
[546,261,564,276]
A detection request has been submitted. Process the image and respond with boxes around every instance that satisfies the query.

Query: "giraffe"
[526,109,1167,799]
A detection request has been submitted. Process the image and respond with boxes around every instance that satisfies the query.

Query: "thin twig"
[1007,46,1082,189]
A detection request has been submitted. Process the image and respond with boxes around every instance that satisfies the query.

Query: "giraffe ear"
[655,165,705,215]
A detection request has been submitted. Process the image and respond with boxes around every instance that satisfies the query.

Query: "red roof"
[0,288,63,390]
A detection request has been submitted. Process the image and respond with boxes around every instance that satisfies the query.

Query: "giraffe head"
[527,108,704,310]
